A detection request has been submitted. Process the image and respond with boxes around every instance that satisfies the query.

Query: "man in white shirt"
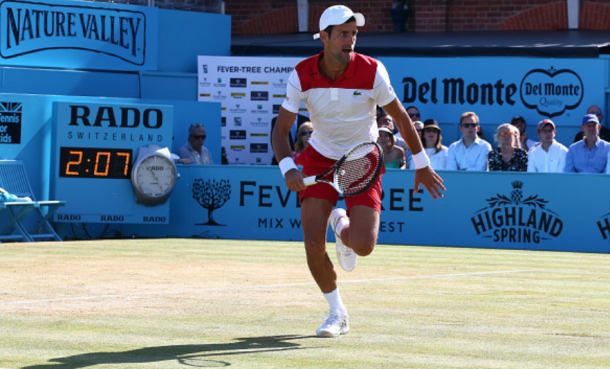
[527,119,568,173]
[272,5,445,338]
[511,115,538,152]
[446,112,492,171]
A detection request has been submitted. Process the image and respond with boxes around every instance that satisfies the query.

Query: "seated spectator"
[527,119,568,173]
[377,113,412,167]
[446,112,492,171]
[410,119,447,170]
[574,105,610,142]
[488,123,528,171]
[377,127,406,169]
[477,126,486,141]
[511,115,538,152]
[271,113,310,165]
[565,114,610,173]
[293,121,313,162]
[178,123,213,164]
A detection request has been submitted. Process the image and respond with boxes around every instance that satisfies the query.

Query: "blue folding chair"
[0,160,66,242]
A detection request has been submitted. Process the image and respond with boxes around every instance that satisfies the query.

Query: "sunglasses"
[408,113,420,118]
[301,130,314,136]
[590,111,602,115]
[424,128,438,133]
[499,132,514,137]
[191,134,207,140]
[461,123,478,128]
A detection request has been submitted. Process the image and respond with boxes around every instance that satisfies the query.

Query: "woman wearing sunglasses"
[412,119,447,170]
[488,123,528,171]
[293,122,314,162]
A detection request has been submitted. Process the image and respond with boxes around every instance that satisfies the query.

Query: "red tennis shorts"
[297,145,385,215]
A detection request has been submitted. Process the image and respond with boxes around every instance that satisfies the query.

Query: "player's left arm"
[383,98,446,200]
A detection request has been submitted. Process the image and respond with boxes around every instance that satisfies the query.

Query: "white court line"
[0,269,536,306]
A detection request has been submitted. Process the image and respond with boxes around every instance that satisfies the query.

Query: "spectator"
[411,119,447,170]
[511,115,537,152]
[527,119,568,173]
[293,121,314,162]
[488,124,528,171]
[377,113,412,167]
[446,112,492,171]
[271,113,310,165]
[565,114,610,173]
[574,105,610,142]
[406,105,421,121]
[377,127,406,169]
[178,123,213,164]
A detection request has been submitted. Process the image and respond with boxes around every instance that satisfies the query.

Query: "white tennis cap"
[313,5,365,40]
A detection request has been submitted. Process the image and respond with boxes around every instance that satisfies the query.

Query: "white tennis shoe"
[316,310,349,337]
[330,208,357,272]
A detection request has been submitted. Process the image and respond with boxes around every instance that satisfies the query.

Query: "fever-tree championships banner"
[197,56,307,166]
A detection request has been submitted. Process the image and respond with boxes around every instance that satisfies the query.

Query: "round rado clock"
[131,145,178,206]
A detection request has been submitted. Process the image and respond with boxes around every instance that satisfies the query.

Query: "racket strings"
[336,147,382,195]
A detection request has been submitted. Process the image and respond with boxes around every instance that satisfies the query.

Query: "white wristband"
[412,151,431,169]
[279,157,298,177]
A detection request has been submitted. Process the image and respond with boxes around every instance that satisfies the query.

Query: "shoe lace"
[322,311,348,325]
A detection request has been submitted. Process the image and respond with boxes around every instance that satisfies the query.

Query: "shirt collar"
[313,51,355,84]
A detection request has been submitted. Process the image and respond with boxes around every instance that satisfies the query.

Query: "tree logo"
[192,179,231,226]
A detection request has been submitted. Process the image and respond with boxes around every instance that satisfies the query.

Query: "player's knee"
[350,237,376,257]
[303,235,326,256]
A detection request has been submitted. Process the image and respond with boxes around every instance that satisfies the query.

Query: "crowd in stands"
[374,104,610,174]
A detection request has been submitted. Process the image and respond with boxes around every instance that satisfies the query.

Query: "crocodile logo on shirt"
[353,91,362,96]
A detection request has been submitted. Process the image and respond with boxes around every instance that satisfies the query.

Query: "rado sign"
[68,105,163,128]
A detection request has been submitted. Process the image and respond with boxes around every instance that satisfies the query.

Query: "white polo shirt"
[282,51,396,160]
[527,141,568,173]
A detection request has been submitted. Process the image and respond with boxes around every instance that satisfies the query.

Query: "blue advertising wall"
[379,57,606,147]
[119,166,610,253]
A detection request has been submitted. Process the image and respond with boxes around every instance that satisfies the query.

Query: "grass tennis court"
[0,239,608,369]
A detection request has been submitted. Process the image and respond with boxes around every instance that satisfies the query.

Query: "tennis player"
[272,5,446,338]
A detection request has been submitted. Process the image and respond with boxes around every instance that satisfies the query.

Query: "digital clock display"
[59,147,133,179]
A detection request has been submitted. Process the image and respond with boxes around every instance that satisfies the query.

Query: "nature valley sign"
[0,0,156,70]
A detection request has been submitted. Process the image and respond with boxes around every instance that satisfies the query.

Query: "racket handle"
[302,176,317,187]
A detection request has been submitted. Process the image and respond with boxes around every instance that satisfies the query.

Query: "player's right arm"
[272,107,306,192]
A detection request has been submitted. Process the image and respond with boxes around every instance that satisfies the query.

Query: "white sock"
[323,288,347,313]
[335,214,349,236]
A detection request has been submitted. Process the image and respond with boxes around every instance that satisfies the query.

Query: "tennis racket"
[302,141,384,196]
